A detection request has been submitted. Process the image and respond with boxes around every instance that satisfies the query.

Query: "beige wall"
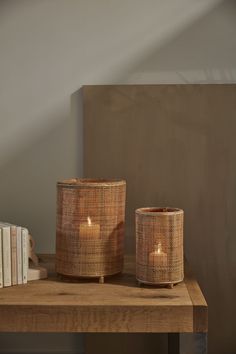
[0,0,236,353]
[1,0,235,252]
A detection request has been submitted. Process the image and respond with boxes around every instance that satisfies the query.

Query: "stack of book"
[0,223,29,288]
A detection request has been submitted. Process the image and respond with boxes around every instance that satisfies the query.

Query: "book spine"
[22,228,29,284]
[11,226,17,286]
[2,227,11,287]
[16,226,22,285]
[0,229,3,288]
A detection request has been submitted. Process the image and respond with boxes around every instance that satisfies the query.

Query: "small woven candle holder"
[136,207,184,288]
[56,178,126,283]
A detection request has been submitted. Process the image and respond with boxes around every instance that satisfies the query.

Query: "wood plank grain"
[0,255,207,333]
[0,305,193,333]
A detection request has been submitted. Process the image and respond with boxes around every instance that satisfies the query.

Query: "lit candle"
[149,242,167,267]
[79,216,100,239]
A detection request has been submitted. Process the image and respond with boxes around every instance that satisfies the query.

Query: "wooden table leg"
[168,333,207,354]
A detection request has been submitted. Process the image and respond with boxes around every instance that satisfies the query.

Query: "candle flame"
[157,242,162,254]
[87,216,92,226]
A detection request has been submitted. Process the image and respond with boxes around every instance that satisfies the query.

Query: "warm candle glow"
[87,216,92,226]
[156,242,162,254]
[149,242,167,267]
[79,216,100,239]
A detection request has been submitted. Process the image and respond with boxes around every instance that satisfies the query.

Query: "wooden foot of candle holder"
[99,276,104,284]
[57,274,107,284]
[167,283,174,289]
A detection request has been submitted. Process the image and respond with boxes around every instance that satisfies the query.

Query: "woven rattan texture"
[136,208,184,285]
[56,179,126,278]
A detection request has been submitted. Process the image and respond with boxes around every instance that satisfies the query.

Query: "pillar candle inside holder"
[79,217,100,239]
[136,207,184,287]
[56,178,126,281]
[149,242,167,267]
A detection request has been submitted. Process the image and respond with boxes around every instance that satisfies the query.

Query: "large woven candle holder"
[136,207,184,288]
[56,178,126,283]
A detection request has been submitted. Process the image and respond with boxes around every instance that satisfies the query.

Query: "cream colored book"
[10,226,17,286]
[22,228,29,284]
[2,223,23,285]
[0,229,3,288]
[0,225,11,287]
[16,226,22,284]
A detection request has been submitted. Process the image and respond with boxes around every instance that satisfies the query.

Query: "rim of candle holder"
[136,207,183,216]
[57,178,126,188]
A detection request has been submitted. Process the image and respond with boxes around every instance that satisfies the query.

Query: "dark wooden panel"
[83,84,236,353]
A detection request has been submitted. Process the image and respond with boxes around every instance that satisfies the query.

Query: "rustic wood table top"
[0,255,207,333]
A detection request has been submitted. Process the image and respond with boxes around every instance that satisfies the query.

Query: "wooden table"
[0,255,207,354]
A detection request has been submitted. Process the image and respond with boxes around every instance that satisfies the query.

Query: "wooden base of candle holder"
[137,278,183,288]
[57,273,109,284]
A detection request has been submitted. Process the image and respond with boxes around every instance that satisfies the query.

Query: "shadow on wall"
[122,0,236,83]
[1,0,236,254]
[0,89,83,254]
